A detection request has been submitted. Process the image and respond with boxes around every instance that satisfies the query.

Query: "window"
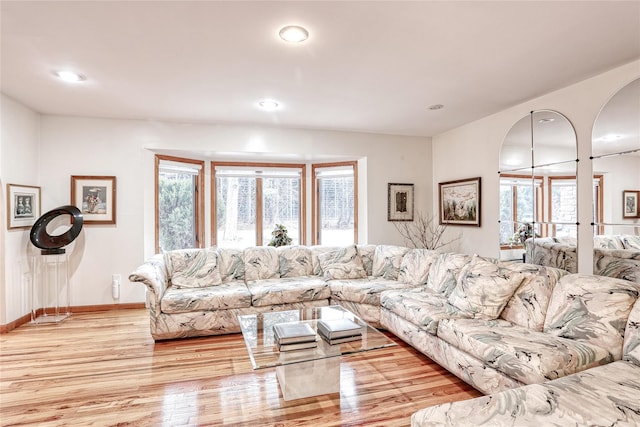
[155,155,204,252]
[499,175,543,246]
[593,175,604,235]
[549,176,578,239]
[212,162,305,248]
[312,162,358,245]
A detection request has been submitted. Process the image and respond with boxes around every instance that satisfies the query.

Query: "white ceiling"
[2,1,639,138]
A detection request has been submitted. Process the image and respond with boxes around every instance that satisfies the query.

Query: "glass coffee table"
[238,305,396,401]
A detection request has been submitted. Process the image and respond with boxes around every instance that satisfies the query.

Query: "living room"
[2,1,640,425]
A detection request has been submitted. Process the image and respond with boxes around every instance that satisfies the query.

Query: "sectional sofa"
[525,234,640,282]
[129,243,640,424]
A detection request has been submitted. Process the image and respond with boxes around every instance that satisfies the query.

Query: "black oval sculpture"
[30,205,83,255]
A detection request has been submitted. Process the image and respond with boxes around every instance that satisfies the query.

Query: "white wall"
[35,117,432,314]
[0,94,41,324]
[433,59,640,272]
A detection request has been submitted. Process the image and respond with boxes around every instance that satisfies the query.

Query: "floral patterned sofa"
[130,244,640,424]
[128,244,416,340]
[411,296,640,426]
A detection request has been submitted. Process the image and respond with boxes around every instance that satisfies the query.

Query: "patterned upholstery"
[397,248,439,286]
[277,245,312,278]
[317,245,367,280]
[165,247,222,288]
[217,248,245,283]
[371,245,409,280]
[425,253,472,296]
[246,276,329,307]
[437,318,612,385]
[243,246,280,281]
[161,281,251,313]
[447,256,526,319]
[543,274,640,360]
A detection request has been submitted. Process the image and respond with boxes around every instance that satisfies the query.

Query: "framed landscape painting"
[439,177,481,226]
[71,175,117,225]
[388,183,414,221]
[7,184,41,229]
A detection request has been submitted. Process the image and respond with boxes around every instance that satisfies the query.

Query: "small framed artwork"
[6,184,41,229]
[439,177,481,227]
[388,183,414,221]
[623,190,639,219]
[71,176,116,225]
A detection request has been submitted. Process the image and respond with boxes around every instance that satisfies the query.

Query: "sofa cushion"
[217,248,245,283]
[244,247,280,281]
[161,280,251,313]
[381,288,472,335]
[594,235,625,249]
[166,248,222,289]
[277,245,312,277]
[499,264,568,331]
[543,273,640,360]
[437,318,612,385]
[447,256,525,319]
[425,253,473,296]
[318,245,367,280]
[397,248,439,286]
[246,276,329,307]
[330,277,416,306]
[624,297,640,365]
[411,360,640,427]
[310,246,340,276]
[593,248,640,282]
[621,234,640,250]
[371,245,409,280]
[357,244,377,276]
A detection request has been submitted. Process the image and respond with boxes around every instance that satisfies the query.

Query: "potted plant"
[267,224,293,247]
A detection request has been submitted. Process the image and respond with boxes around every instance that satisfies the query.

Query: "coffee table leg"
[276,357,340,401]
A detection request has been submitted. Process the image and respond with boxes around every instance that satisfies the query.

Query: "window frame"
[311,161,358,245]
[154,154,205,253]
[499,173,544,249]
[211,161,306,247]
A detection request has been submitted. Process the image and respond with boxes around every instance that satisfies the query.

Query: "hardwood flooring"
[0,309,481,426]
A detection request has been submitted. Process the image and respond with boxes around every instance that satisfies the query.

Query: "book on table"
[277,340,318,352]
[324,334,362,345]
[273,322,316,345]
[317,318,362,341]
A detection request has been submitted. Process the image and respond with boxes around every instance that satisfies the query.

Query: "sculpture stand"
[31,251,70,324]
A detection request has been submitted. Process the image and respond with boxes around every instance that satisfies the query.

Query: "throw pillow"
[425,253,473,296]
[397,248,440,285]
[371,245,409,280]
[543,273,640,360]
[318,245,367,280]
[217,248,245,283]
[447,255,526,319]
[169,247,222,289]
[243,246,280,281]
[621,235,640,250]
[277,245,312,277]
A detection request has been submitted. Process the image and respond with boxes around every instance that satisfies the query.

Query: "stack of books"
[317,318,363,345]
[273,322,318,352]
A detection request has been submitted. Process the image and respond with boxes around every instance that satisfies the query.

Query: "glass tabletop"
[238,305,396,370]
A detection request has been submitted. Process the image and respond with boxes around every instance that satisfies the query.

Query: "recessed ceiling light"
[279,25,309,43]
[53,70,86,82]
[428,104,444,110]
[258,100,280,111]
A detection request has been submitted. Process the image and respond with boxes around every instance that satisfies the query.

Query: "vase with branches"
[393,211,460,251]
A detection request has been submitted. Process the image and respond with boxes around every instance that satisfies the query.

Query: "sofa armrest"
[128,254,169,311]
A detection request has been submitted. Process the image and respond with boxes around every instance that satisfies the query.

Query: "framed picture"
[388,183,414,221]
[439,177,481,226]
[623,190,639,219]
[71,176,117,225]
[6,184,41,229]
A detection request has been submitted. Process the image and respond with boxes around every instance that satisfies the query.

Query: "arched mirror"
[499,110,578,272]
[591,78,640,282]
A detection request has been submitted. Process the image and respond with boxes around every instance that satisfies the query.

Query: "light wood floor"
[0,309,481,426]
